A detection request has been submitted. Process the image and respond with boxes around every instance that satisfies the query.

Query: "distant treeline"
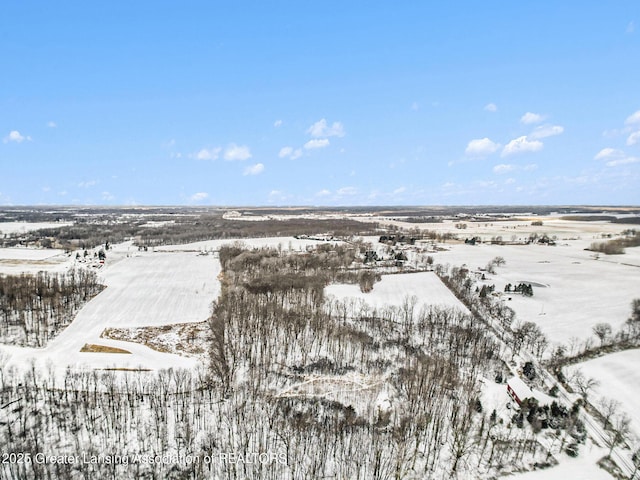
[588,229,640,255]
[2,213,380,250]
[561,215,640,224]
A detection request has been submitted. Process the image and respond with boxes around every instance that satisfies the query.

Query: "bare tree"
[598,397,620,431]
[605,413,631,457]
[592,322,612,346]
[572,369,599,401]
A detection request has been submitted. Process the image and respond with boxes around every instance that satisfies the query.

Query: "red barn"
[507,376,532,406]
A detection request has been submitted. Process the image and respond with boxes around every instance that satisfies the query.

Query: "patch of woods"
[0,269,103,347]
[588,229,640,255]
[219,241,381,293]
[204,244,564,477]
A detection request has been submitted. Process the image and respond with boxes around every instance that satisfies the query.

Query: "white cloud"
[77,180,98,188]
[337,186,357,196]
[224,144,252,161]
[243,163,264,176]
[465,137,500,157]
[316,189,331,197]
[47,121,57,128]
[594,148,639,167]
[279,146,302,159]
[529,124,564,139]
[304,138,330,150]
[523,163,538,171]
[306,119,345,138]
[501,136,543,156]
[627,21,635,34]
[627,131,640,146]
[3,130,31,143]
[279,146,293,158]
[484,103,497,112]
[393,186,406,195]
[606,156,639,167]
[411,102,419,111]
[190,192,209,202]
[274,120,283,128]
[594,148,624,160]
[493,164,514,174]
[626,110,640,125]
[195,147,221,161]
[520,112,545,125]
[101,191,115,201]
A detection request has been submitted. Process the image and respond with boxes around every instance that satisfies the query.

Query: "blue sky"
[1,2,639,206]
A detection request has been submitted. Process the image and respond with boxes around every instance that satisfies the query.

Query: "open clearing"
[325,271,468,312]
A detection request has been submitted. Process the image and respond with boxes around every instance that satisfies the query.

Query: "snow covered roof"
[507,376,553,406]
[507,376,533,400]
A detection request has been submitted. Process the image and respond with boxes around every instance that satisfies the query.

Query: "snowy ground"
[0,221,72,234]
[509,439,612,480]
[0,249,220,376]
[325,271,468,312]
[364,215,633,244]
[154,235,343,252]
[433,242,640,349]
[566,349,640,441]
[0,247,66,260]
[0,248,72,275]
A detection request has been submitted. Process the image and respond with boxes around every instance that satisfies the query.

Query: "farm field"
[566,349,640,439]
[0,221,72,234]
[0,249,72,274]
[154,235,342,252]
[0,247,66,260]
[433,242,640,349]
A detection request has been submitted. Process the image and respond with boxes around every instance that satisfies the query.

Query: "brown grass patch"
[101,321,209,357]
[80,343,131,354]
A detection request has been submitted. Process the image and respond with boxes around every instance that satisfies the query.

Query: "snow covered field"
[567,349,640,439]
[155,235,342,252]
[0,221,72,234]
[434,242,640,348]
[0,250,220,375]
[0,247,66,260]
[0,248,71,275]
[325,271,467,312]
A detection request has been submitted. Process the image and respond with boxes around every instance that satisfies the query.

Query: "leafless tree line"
[0,269,103,347]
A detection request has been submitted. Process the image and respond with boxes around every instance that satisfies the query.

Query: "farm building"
[507,376,533,406]
[506,376,553,407]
